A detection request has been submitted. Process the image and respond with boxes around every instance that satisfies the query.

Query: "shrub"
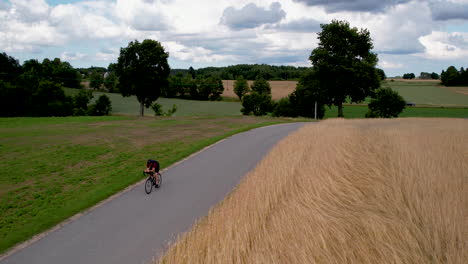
[272,98,297,117]
[73,89,93,110]
[151,103,178,116]
[366,88,406,118]
[89,95,112,116]
[241,92,273,116]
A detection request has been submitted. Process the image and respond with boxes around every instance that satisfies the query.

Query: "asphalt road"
[1,122,305,264]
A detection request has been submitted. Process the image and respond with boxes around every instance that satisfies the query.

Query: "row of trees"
[402,72,439,80]
[441,66,468,86]
[163,74,224,101]
[2,20,410,118]
[0,52,111,117]
[172,64,310,81]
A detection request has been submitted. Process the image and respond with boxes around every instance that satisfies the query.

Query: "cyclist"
[145,159,160,175]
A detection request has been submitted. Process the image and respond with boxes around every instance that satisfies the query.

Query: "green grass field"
[384,80,468,106]
[0,115,305,253]
[65,88,242,116]
[324,105,468,118]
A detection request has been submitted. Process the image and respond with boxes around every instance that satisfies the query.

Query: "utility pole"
[314,101,317,120]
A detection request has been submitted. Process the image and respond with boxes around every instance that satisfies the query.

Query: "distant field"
[384,79,468,106]
[67,87,467,119]
[157,118,468,263]
[0,115,303,253]
[222,79,468,107]
[65,88,242,116]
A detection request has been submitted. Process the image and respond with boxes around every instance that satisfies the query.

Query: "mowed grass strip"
[157,118,467,263]
[324,105,468,118]
[0,115,303,253]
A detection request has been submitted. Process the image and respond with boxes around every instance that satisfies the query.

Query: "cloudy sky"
[1,0,468,76]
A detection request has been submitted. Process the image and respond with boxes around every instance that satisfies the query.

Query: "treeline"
[441,66,468,86]
[162,74,224,101]
[402,72,439,80]
[0,52,111,117]
[171,64,309,80]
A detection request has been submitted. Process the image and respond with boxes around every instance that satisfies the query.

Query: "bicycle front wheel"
[145,177,153,194]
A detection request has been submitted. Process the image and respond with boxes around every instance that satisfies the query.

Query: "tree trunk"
[337,102,344,117]
[140,102,144,117]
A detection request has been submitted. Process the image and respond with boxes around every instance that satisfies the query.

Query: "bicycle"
[144,171,162,194]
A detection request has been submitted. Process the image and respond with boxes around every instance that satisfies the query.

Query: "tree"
[188,66,196,79]
[89,71,104,90]
[251,77,271,95]
[73,89,94,115]
[0,52,22,82]
[233,75,249,100]
[288,70,326,119]
[419,72,432,79]
[31,80,73,116]
[376,68,386,81]
[403,73,415,79]
[241,92,273,116]
[104,72,118,92]
[441,66,459,86]
[88,95,112,116]
[431,72,439,80]
[115,39,170,116]
[366,87,406,118]
[309,20,380,117]
[197,76,224,100]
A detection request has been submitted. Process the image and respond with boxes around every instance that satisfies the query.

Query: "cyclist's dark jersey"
[146,159,160,172]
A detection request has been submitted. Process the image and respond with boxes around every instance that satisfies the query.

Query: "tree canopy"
[366,88,406,118]
[233,75,249,100]
[116,39,170,116]
[309,20,380,117]
[441,66,468,86]
[171,64,309,81]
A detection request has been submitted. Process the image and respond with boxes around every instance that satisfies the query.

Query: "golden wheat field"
[157,118,467,264]
[222,80,297,100]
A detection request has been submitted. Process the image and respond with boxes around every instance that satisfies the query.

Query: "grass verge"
[0,115,308,253]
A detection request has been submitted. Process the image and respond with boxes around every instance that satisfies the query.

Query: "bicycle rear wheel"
[145,177,153,194]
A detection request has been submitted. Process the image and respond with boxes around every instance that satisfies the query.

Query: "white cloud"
[9,0,49,22]
[61,51,87,61]
[164,41,239,63]
[0,0,467,74]
[220,2,286,30]
[418,31,468,59]
[114,0,169,31]
[378,60,404,69]
[351,1,433,54]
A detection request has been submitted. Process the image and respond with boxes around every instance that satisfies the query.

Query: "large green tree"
[89,71,104,90]
[116,39,170,116]
[233,75,249,100]
[309,20,380,117]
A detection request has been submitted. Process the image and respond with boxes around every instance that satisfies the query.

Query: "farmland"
[157,118,468,263]
[0,115,304,253]
[222,79,468,107]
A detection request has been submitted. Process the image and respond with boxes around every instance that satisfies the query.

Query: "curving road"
[1,123,305,264]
